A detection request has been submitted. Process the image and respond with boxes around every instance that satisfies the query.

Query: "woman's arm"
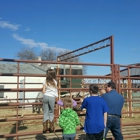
[42,85,46,93]
[72,99,77,107]
[57,100,63,106]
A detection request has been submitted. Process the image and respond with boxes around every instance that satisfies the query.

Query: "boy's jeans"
[63,137,75,140]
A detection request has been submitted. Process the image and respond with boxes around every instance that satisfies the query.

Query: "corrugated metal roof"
[0,62,83,74]
[0,63,45,74]
[49,64,83,69]
[106,63,140,77]
[120,68,140,76]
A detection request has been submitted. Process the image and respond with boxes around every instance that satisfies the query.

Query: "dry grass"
[0,107,42,133]
[0,107,140,140]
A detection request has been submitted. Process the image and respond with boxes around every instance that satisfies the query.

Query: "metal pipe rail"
[0,58,113,66]
[0,128,85,138]
[0,59,140,139]
[0,98,43,101]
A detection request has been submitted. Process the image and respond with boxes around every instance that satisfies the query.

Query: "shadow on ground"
[6,124,27,140]
[35,134,63,140]
[35,134,47,140]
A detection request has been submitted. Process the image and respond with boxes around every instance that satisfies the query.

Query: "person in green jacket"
[59,97,80,140]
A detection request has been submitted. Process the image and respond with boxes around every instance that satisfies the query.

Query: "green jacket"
[59,108,80,134]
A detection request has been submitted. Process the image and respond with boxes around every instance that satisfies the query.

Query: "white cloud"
[0,20,20,31]
[12,34,67,52]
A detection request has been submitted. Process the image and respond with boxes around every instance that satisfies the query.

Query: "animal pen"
[0,36,140,140]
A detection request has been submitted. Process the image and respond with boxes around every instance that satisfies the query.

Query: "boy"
[59,98,80,140]
[81,84,109,140]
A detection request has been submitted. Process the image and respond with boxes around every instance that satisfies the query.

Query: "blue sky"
[0,0,140,68]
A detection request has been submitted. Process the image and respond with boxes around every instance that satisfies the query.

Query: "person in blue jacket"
[102,81,124,140]
[81,84,109,140]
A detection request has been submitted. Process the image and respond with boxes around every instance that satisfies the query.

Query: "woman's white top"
[43,79,58,98]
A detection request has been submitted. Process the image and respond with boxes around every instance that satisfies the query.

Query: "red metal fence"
[0,58,140,139]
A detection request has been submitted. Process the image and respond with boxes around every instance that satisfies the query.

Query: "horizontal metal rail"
[124,134,140,139]
[1,87,140,92]
[122,122,140,126]
[0,130,62,138]
[0,98,43,101]
[0,73,113,78]
[0,58,140,139]
[120,76,140,79]
[0,58,113,66]
[0,127,86,138]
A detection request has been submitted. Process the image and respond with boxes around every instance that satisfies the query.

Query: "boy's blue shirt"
[81,96,109,134]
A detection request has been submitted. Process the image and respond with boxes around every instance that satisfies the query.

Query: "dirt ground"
[0,108,140,140]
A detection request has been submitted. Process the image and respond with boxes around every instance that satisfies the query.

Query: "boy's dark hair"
[107,81,116,90]
[63,98,73,108]
[89,84,99,94]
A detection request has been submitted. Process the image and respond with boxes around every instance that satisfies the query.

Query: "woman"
[42,68,58,133]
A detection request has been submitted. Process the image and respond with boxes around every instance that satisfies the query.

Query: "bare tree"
[58,50,87,74]
[16,47,57,70]
[17,47,57,61]
[40,49,57,61]
[16,47,37,60]
[16,48,86,74]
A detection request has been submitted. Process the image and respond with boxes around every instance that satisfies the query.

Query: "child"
[100,89,106,96]
[57,95,77,107]
[81,85,109,140]
[59,98,80,140]
[42,68,58,133]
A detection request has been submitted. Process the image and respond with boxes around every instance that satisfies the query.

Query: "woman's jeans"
[105,116,123,140]
[43,95,55,122]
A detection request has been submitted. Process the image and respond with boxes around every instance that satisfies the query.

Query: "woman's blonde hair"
[46,69,57,88]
